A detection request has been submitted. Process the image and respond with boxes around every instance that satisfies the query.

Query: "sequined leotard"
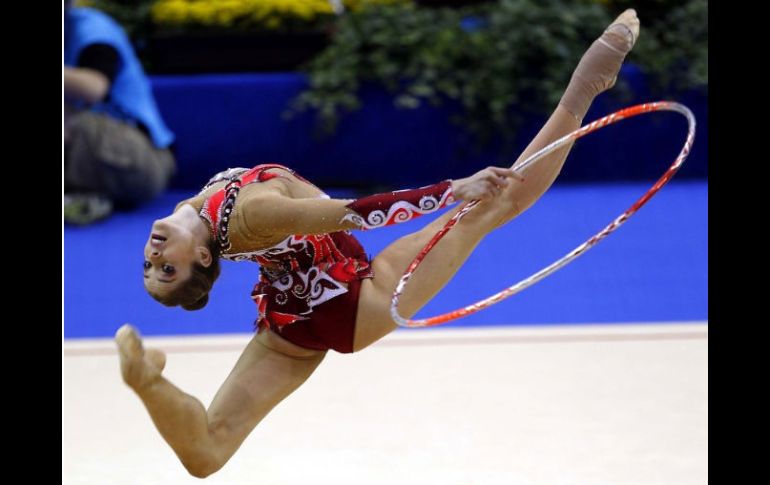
[199,164,373,353]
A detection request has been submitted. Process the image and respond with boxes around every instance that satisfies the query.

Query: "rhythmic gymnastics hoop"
[390,101,696,328]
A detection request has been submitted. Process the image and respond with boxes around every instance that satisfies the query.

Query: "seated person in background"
[64,3,176,225]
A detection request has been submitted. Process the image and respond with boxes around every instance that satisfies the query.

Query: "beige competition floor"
[63,322,707,485]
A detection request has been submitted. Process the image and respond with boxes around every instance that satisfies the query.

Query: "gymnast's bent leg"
[116,324,325,478]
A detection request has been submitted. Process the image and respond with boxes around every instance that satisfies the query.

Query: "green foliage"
[81,0,707,147]
[289,0,611,146]
[291,0,707,147]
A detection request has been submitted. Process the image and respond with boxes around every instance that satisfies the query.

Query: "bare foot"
[116,324,166,393]
[560,8,641,120]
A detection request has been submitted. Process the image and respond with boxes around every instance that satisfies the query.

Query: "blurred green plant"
[290,0,707,147]
[79,0,706,148]
[289,0,611,146]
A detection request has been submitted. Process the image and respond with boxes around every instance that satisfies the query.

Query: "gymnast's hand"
[451,166,523,202]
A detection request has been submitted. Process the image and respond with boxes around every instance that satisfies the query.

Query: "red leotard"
[199,164,373,353]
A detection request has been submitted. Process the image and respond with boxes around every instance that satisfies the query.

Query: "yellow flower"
[151,0,190,26]
[151,0,342,30]
[187,2,214,25]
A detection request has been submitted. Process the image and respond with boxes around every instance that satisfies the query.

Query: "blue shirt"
[64,7,175,149]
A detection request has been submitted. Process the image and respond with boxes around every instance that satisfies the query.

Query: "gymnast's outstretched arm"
[239,166,520,238]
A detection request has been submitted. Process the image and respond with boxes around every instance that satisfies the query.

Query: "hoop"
[390,101,696,327]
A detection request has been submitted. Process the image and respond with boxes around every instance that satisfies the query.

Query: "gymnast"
[117,10,639,477]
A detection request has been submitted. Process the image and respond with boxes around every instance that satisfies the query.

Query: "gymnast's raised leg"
[353,9,640,350]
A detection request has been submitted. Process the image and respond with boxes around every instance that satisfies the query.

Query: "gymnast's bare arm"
[239,166,521,240]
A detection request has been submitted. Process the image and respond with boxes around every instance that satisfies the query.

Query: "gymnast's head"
[143,213,221,311]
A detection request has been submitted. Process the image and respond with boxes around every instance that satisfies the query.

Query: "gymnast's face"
[143,219,208,297]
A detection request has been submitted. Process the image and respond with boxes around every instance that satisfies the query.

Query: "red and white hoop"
[390,101,697,328]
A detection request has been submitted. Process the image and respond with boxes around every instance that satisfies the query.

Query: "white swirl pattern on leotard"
[342,190,455,230]
[270,266,348,312]
[222,235,351,312]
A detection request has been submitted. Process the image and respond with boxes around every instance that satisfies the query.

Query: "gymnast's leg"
[116,324,325,477]
[493,9,640,227]
[352,10,640,350]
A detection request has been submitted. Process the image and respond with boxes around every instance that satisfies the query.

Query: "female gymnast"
[117,10,639,477]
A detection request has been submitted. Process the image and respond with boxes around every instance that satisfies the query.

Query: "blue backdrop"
[151,66,707,190]
[64,69,708,339]
[64,182,707,338]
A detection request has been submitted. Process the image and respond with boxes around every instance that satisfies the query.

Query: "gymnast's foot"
[116,324,166,393]
[559,8,641,121]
